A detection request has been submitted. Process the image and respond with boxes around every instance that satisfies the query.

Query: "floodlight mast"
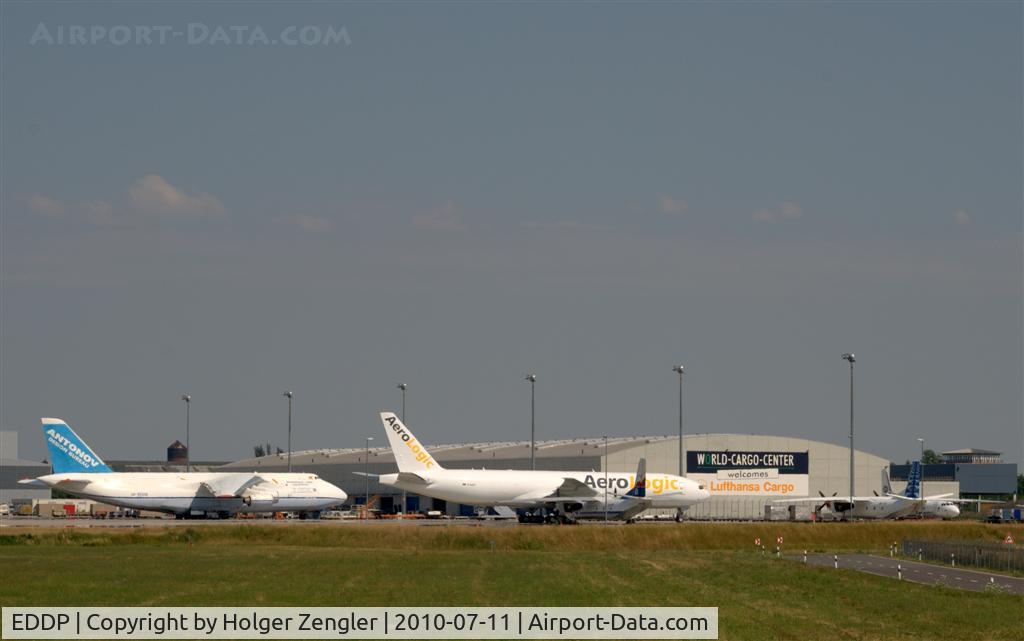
[841,353,856,500]
[525,374,537,470]
[180,394,191,472]
[283,391,294,472]
[397,382,408,515]
[364,437,374,521]
[672,365,685,522]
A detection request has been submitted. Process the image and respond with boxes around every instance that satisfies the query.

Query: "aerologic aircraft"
[19,418,348,518]
[371,411,710,523]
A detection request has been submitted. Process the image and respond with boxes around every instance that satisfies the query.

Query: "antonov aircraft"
[20,418,348,518]
[372,412,710,523]
[774,462,964,520]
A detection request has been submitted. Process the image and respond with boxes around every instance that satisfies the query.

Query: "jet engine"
[242,489,279,507]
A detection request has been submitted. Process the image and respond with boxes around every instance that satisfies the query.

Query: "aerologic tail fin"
[379,412,444,473]
[626,457,647,498]
[40,418,112,474]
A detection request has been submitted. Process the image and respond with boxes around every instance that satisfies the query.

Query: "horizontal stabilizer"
[18,478,49,488]
[397,472,431,485]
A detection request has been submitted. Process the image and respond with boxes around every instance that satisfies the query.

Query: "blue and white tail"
[904,461,922,499]
[41,418,112,473]
[626,458,647,498]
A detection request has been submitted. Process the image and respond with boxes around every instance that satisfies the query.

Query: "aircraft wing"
[511,477,600,503]
[198,474,267,498]
[771,496,878,504]
[549,477,600,498]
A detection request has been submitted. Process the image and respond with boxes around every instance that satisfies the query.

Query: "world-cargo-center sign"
[686,451,809,496]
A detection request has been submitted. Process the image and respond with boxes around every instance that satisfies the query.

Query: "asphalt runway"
[798,553,1024,594]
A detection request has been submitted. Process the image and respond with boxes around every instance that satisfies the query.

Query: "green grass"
[3,520,1020,551]
[1,523,1021,641]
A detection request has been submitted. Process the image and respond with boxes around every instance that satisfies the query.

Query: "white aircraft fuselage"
[33,472,347,516]
[26,417,348,517]
[378,468,706,510]
[373,411,710,520]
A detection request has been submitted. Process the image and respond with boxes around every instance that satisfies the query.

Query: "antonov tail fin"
[379,412,444,473]
[40,418,112,474]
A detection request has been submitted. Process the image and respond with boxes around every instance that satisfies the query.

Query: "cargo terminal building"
[220,434,893,520]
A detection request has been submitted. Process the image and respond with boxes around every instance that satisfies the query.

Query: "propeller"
[815,491,838,515]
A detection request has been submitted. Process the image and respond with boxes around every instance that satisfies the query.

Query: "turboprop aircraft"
[885,462,1000,519]
[774,461,969,520]
[19,418,348,518]
[371,411,710,523]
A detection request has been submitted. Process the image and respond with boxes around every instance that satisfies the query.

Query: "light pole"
[917,437,925,496]
[180,394,191,472]
[672,365,685,522]
[397,383,407,421]
[841,353,856,499]
[364,437,374,521]
[283,391,293,472]
[604,435,609,524]
[397,383,407,515]
[525,374,537,470]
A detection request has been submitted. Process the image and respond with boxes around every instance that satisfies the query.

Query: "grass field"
[2,522,1022,641]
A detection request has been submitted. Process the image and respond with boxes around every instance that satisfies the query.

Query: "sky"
[1,2,1021,468]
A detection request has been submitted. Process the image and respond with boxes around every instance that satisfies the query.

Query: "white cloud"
[27,194,64,217]
[658,195,688,215]
[954,209,972,226]
[753,201,802,223]
[23,176,227,226]
[521,220,606,232]
[280,214,332,233]
[413,201,463,231]
[84,201,115,226]
[127,174,226,219]
[780,201,802,219]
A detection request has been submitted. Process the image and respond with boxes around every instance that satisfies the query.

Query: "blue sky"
[2,2,1021,467]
